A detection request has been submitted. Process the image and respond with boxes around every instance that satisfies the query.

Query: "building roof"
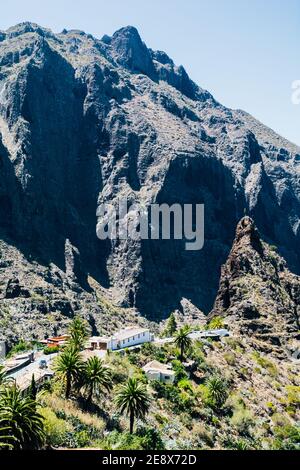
[47,335,70,342]
[112,327,149,341]
[142,360,175,375]
[89,336,110,343]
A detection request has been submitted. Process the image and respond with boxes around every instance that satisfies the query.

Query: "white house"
[110,327,153,351]
[142,360,175,383]
[86,327,153,351]
[88,336,111,351]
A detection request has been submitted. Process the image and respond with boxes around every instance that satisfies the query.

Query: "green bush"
[171,360,188,382]
[223,437,255,450]
[284,386,300,409]
[137,427,165,450]
[7,339,32,357]
[40,407,71,447]
[252,352,278,377]
[43,346,59,355]
[178,378,193,393]
[273,425,300,450]
[205,316,224,330]
[101,430,144,450]
[151,381,195,413]
[223,352,236,366]
[231,407,255,435]
[73,430,90,448]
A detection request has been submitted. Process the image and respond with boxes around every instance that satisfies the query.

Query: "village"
[1,314,299,451]
[0,324,230,394]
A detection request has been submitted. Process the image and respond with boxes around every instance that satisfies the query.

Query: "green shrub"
[140,343,157,356]
[154,413,168,425]
[273,425,300,450]
[178,378,193,393]
[40,407,72,447]
[137,427,165,450]
[252,352,278,377]
[284,386,300,408]
[223,352,236,365]
[271,412,291,427]
[171,360,188,382]
[101,430,144,450]
[151,381,195,413]
[190,343,207,369]
[231,407,255,435]
[193,423,214,448]
[127,352,139,365]
[223,437,254,450]
[205,316,224,330]
[7,339,32,357]
[43,346,59,355]
[73,430,90,448]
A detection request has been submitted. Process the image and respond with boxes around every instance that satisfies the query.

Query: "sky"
[1,0,300,146]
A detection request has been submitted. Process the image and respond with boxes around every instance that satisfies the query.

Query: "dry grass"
[41,392,106,431]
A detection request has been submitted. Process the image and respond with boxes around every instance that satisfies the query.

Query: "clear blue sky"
[1,0,300,145]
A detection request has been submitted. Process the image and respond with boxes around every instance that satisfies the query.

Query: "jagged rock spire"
[210,218,300,354]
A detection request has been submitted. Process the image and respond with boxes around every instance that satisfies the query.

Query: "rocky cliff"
[0,22,300,342]
[211,217,300,355]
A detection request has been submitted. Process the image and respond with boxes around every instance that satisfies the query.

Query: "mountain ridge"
[0,22,299,343]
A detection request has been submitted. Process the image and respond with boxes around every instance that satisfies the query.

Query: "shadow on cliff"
[0,45,111,289]
[134,152,246,320]
[247,164,300,275]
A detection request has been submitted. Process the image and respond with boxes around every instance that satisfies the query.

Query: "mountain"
[0,22,300,343]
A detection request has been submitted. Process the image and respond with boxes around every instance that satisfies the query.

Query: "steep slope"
[0,22,299,340]
[211,216,300,355]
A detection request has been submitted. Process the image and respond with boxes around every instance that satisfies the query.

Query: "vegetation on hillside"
[0,316,299,450]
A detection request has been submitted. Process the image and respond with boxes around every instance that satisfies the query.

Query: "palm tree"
[81,357,112,403]
[68,315,88,351]
[115,377,151,434]
[174,326,192,361]
[0,386,45,449]
[54,346,84,398]
[205,375,228,409]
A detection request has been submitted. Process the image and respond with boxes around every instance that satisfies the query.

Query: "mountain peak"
[110,25,156,78]
[5,22,54,39]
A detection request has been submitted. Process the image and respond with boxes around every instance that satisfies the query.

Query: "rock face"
[0,22,299,339]
[211,217,300,352]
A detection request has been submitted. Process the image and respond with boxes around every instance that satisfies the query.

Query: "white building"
[87,327,153,351]
[142,360,175,383]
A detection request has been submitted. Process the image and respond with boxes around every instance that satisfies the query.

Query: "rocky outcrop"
[210,217,300,352]
[64,239,87,288]
[5,278,30,299]
[0,22,299,339]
